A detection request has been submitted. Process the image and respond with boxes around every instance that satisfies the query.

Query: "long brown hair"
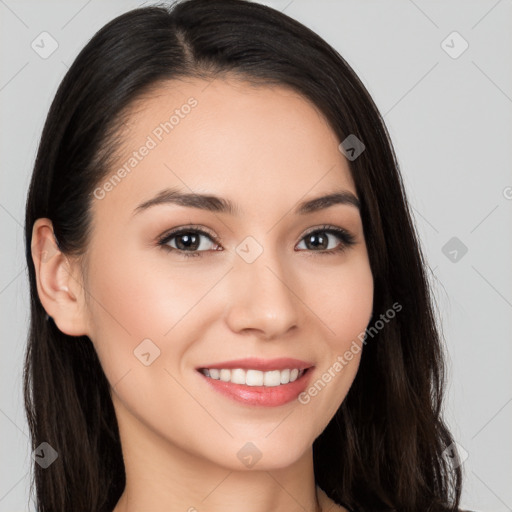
[24,1,463,510]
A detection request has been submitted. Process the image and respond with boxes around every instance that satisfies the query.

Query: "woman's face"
[81,77,373,470]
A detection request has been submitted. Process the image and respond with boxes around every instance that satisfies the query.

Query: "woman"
[24,1,468,511]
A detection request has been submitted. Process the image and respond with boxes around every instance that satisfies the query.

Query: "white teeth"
[231,368,246,385]
[246,369,263,386]
[219,369,231,382]
[263,370,281,387]
[200,367,306,386]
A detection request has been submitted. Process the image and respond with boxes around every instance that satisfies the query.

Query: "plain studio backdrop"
[1,1,511,511]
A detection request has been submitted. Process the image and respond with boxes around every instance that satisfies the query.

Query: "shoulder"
[316,489,479,512]
[316,485,351,512]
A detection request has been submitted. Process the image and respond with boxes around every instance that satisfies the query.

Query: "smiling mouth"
[198,367,310,387]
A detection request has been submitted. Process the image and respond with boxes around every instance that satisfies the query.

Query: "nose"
[224,247,301,340]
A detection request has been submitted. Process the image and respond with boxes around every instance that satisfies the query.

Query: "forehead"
[93,76,357,219]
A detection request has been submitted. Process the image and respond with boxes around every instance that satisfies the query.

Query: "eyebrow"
[132,187,360,217]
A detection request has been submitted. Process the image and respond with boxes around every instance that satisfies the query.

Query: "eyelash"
[157,224,356,259]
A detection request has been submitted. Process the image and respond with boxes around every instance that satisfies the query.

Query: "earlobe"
[31,218,89,337]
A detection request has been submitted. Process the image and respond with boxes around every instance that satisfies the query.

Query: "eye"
[296,225,356,255]
[157,224,356,258]
[157,226,220,258]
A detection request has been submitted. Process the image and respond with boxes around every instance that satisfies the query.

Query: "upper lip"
[196,357,314,372]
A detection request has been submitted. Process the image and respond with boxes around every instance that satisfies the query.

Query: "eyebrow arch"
[132,187,360,217]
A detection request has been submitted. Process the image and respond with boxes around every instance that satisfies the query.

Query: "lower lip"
[198,368,313,407]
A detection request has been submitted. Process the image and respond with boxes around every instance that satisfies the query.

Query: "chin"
[208,435,313,472]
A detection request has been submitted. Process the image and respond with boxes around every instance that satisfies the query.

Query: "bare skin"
[31,76,372,512]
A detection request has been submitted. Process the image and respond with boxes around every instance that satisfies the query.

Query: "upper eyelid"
[158,225,218,243]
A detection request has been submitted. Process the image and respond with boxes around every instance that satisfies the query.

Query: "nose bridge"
[225,237,300,338]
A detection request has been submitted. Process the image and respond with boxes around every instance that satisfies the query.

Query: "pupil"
[308,233,326,250]
[177,233,199,250]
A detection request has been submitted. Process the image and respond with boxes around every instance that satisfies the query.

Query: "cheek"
[84,247,229,377]
[311,254,374,346]
[297,255,373,421]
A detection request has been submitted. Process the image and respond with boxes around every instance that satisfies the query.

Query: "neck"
[114,451,322,512]
[111,397,322,512]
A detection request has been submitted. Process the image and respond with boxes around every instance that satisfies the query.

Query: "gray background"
[1,1,511,511]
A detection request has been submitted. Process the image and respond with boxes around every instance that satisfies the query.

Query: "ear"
[31,218,90,336]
